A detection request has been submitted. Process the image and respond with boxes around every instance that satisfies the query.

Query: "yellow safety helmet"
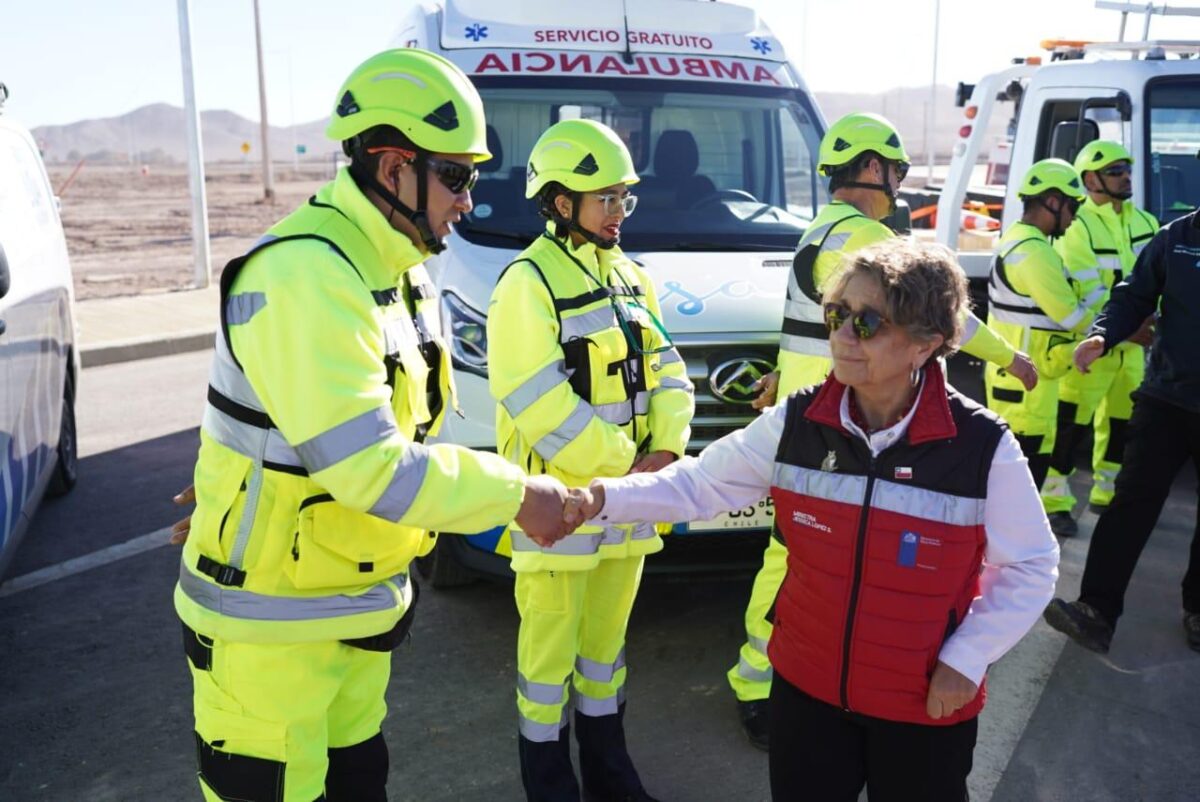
[1074,140,1133,175]
[326,48,491,161]
[525,119,639,199]
[1017,159,1085,201]
[818,113,910,176]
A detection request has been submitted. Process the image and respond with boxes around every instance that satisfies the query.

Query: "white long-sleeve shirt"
[595,398,1060,686]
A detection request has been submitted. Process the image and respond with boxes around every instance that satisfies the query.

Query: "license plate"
[686,497,775,532]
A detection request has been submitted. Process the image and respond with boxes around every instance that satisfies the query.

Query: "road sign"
[296,144,307,155]
[240,141,251,155]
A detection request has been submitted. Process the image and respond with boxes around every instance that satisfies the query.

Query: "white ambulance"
[393,0,826,585]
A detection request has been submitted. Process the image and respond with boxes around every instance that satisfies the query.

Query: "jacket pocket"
[284,494,421,590]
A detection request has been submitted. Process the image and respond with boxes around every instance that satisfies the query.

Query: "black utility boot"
[576,706,657,802]
[1184,612,1200,653]
[1047,512,1079,539]
[736,700,770,751]
[1044,598,1114,654]
[519,726,580,802]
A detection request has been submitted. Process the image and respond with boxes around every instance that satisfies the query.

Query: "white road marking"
[0,527,172,598]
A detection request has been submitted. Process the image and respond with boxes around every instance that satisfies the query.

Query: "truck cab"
[391,0,826,584]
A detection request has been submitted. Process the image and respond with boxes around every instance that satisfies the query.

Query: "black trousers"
[1079,394,1200,625]
[768,676,977,802]
[1014,433,1050,490]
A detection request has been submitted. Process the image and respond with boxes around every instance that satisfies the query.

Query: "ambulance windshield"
[459,78,823,252]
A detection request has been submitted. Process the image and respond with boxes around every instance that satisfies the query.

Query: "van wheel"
[48,372,78,497]
[414,536,476,589]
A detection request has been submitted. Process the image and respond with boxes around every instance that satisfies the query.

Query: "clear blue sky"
[3,0,1199,130]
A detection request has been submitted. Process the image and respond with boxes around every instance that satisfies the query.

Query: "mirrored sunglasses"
[824,301,888,340]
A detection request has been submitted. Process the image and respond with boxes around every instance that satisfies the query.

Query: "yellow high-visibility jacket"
[175,168,526,644]
[487,227,694,572]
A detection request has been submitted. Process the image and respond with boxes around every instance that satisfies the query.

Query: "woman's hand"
[169,485,195,545]
[926,660,978,720]
[750,370,780,410]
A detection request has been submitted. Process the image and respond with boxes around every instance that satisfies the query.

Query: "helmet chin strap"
[554,192,618,250]
[350,155,446,254]
[840,162,897,216]
[1038,196,1072,237]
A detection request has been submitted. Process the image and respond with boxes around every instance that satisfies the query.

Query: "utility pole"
[176,0,211,288]
[927,0,941,183]
[252,0,275,202]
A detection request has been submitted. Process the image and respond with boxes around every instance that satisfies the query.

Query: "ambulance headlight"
[442,290,488,377]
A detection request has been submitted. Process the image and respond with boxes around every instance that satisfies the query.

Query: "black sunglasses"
[1099,163,1131,177]
[892,160,911,182]
[366,146,479,194]
[824,301,888,340]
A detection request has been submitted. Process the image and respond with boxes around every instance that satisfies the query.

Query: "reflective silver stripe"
[179,559,406,621]
[202,403,305,469]
[653,376,694,395]
[511,529,603,555]
[518,708,568,742]
[737,655,773,683]
[1004,251,1030,266]
[1096,255,1122,271]
[797,220,835,250]
[518,673,567,706]
[989,307,1064,330]
[576,649,626,683]
[226,292,267,326]
[211,334,268,412]
[560,306,617,341]
[294,407,397,474]
[532,400,595,461]
[747,634,770,655]
[252,233,280,249]
[779,332,831,358]
[574,686,626,717]
[1132,242,1149,256]
[1059,305,1089,332]
[823,231,852,253]
[1082,285,1108,308]
[961,313,980,342]
[367,444,431,522]
[1072,269,1101,283]
[383,316,420,356]
[872,479,987,527]
[502,360,571,419]
[593,391,649,425]
[1041,473,1071,496]
[659,348,685,366]
[772,463,867,504]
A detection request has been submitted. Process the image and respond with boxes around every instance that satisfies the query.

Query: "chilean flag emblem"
[894,466,913,480]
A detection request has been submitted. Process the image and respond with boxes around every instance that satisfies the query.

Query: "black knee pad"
[195,732,286,802]
[326,731,389,802]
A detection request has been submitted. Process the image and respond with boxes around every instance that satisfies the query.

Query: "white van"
[391,0,827,585]
[0,83,80,579]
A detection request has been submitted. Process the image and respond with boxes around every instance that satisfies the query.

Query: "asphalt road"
[0,350,1196,801]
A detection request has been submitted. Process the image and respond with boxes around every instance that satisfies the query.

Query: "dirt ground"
[48,163,333,300]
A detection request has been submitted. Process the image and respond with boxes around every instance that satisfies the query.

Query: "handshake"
[515,476,607,547]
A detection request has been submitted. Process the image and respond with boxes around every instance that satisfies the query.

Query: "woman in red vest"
[566,240,1060,801]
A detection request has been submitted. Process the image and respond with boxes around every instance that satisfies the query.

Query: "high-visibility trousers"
[1043,343,1144,511]
[515,556,645,743]
[184,626,390,802]
[727,535,788,702]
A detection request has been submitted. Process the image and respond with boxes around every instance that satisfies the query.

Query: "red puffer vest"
[768,362,1005,725]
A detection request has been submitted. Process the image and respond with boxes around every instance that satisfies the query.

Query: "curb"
[80,330,215,368]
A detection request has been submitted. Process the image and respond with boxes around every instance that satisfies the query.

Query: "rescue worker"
[985,158,1100,490]
[731,112,1037,749]
[174,49,572,802]
[487,118,694,802]
[1041,140,1158,538]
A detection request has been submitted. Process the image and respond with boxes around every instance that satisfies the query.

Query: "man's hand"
[1074,336,1106,375]
[1126,314,1155,347]
[750,370,780,410]
[926,660,978,720]
[563,481,606,530]
[516,475,574,547]
[628,451,676,474]
[1005,351,1038,391]
[169,485,196,545]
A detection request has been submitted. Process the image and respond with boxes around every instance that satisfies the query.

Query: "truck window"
[462,79,822,252]
[1146,78,1200,224]
[1035,100,1129,164]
